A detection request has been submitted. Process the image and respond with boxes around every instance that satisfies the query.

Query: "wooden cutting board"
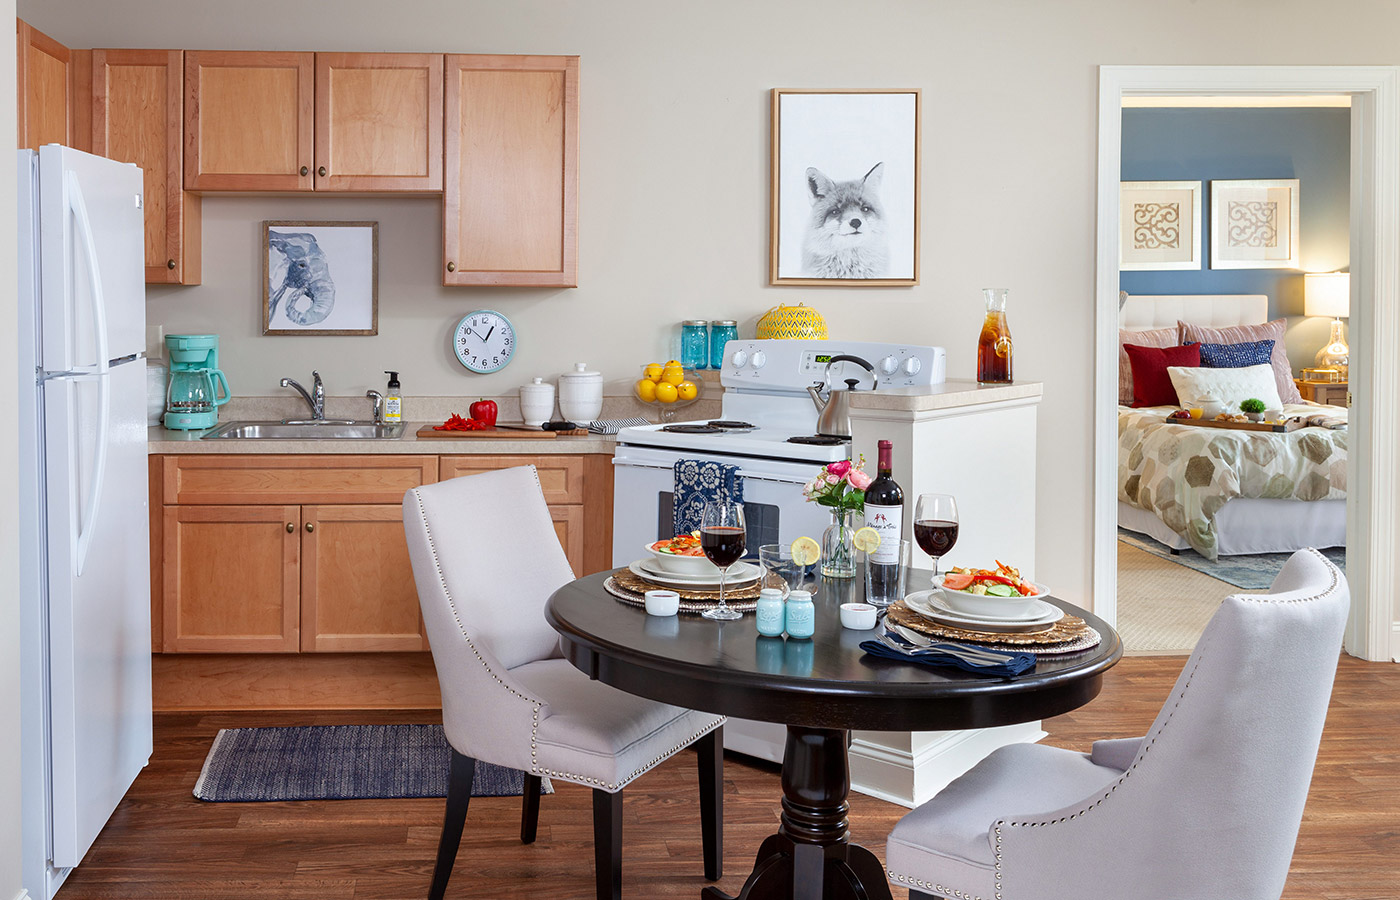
[415,425,559,439]
[1165,416,1306,433]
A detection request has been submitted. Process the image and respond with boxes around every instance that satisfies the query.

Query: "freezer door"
[42,360,152,868]
[37,145,145,369]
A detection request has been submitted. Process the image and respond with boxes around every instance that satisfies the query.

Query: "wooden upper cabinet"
[444,54,578,287]
[185,50,314,191]
[18,20,72,150]
[315,52,443,191]
[92,49,201,284]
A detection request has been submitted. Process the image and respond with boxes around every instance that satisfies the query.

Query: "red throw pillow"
[1124,343,1201,408]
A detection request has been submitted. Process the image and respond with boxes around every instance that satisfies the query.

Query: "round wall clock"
[453,310,516,373]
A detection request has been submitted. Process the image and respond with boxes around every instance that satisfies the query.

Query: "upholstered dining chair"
[403,465,725,900]
[884,547,1348,900]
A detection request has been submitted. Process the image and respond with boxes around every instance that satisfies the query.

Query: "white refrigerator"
[18,145,153,900]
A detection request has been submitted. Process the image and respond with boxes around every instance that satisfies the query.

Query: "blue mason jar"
[755,588,786,637]
[784,590,815,639]
[710,320,738,370]
[681,320,709,370]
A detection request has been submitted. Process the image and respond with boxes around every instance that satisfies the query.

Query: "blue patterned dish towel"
[673,459,745,535]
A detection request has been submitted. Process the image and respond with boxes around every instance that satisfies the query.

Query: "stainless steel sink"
[201,420,405,440]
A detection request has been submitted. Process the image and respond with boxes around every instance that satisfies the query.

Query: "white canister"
[146,362,168,426]
[519,377,555,427]
[558,362,603,423]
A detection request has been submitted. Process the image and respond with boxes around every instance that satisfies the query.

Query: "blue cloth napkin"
[673,459,744,535]
[859,639,1037,677]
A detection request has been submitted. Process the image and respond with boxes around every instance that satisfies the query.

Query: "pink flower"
[824,472,841,486]
[826,459,851,477]
[847,470,872,490]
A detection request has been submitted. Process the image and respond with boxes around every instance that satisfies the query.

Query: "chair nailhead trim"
[412,473,724,793]
[886,870,984,900]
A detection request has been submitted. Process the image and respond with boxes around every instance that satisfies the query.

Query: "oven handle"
[611,457,808,486]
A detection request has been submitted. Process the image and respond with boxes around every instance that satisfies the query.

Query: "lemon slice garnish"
[852,527,882,553]
[789,536,821,566]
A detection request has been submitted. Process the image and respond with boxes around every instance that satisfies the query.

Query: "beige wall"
[19,0,1400,613]
[3,0,22,893]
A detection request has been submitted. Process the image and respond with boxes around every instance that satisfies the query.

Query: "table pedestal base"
[703,726,893,900]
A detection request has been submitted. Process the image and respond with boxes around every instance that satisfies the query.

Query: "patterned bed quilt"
[1118,404,1347,559]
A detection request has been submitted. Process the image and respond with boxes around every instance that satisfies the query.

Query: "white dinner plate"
[630,559,761,588]
[904,590,1064,633]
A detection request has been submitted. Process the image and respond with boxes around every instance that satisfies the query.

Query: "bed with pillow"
[1117,293,1347,559]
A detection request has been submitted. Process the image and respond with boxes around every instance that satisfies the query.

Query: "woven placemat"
[886,601,1099,652]
[605,576,757,614]
[611,567,763,602]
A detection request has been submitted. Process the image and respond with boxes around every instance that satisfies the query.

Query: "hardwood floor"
[56,655,1398,899]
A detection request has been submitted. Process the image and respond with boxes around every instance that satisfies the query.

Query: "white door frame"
[1094,66,1400,662]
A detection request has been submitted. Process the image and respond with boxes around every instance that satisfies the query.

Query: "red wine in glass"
[700,499,746,621]
[701,526,746,568]
[913,493,958,576]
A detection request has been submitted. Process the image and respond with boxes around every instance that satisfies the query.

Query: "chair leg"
[428,750,476,900]
[695,726,723,881]
[520,774,543,844]
[592,788,623,900]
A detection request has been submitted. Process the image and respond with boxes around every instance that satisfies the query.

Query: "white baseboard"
[13,889,32,900]
[1391,621,1400,662]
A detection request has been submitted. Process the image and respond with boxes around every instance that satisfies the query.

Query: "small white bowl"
[840,603,878,630]
[936,576,1049,618]
[645,541,722,577]
[644,590,680,617]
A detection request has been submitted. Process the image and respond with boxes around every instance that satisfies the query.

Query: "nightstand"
[1294,379,1349,406]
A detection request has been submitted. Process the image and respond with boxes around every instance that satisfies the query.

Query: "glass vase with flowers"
[802,456,871,578]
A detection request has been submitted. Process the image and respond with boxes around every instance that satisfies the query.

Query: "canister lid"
[683,319,709,326]
[559,362,601,380]
[711,320,737,327]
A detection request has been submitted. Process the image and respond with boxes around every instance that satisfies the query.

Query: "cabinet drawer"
[161,455,437,504]
[438,455,583,505]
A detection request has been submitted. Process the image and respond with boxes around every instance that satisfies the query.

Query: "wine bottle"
[864,440,904,598]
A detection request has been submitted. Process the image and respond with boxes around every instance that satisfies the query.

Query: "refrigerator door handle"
[68,171,112,576]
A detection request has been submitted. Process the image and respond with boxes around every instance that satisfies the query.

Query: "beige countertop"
[848,379,1043,412]
[148,424,617,455]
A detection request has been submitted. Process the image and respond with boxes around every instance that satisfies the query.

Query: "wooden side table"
[1295,378,1349,406]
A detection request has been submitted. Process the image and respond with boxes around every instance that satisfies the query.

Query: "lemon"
[790,536,820,566]
[636,378,657,402]
[852,527,882,554]
[677,380,698,401]
[665,359,682,368]
[643,363,663,383]
[655,382,679,403]
[661,365,685,385]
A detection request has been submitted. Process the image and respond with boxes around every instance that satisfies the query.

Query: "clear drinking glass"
[864,539,910,607]
[913,494,959,577]
[758,543,807,599]
[700,500,746,621]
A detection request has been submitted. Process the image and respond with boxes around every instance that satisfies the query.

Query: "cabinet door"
[163,505,300,652]
[315,52,443,192]
[300,505,428,652]
[18,20,71,150]
[438,454,583,505]
[92,49,201,284]
[443,54,578,286]
[551,504,585,576]
[185,50,314,191]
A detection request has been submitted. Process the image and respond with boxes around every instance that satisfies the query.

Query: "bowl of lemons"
[635,360,703,422]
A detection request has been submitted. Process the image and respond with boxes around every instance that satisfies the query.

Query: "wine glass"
[700,499,746,621]
[913,494,959,577]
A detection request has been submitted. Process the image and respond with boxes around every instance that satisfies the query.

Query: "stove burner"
[786,435,849,446]
[662,424,722,434]
[707,420,757,431]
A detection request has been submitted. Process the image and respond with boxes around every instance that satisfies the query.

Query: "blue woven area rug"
[194,724,552,802]
[1118,528,1346,590]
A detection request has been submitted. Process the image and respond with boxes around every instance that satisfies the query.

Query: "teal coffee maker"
[163,334,231,429]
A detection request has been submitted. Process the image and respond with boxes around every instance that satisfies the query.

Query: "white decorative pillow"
[1167,363,1283,411]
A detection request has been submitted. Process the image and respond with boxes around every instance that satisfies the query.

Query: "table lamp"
[1304,272,1350,378]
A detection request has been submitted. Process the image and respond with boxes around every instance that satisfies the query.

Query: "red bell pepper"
[469,398,498,428]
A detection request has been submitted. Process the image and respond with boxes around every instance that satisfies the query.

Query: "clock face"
[453,310,516,373]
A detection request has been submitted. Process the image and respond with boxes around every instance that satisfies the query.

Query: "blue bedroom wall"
[1119,107,1350,376]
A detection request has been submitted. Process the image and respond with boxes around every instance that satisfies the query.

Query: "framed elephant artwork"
[263,221,379,335]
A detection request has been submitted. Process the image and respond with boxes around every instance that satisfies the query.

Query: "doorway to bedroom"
[1113,97,1352,654]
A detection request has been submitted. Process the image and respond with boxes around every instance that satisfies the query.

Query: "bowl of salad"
[645,533,723,577]
[935,562,1048,618]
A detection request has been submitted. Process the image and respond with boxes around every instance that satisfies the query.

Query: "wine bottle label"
[865,504,903,564]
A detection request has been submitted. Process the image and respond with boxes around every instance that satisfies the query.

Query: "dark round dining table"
[545,569,1122,900]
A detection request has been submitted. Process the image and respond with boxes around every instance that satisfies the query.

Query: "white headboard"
[1119,294,1268,330]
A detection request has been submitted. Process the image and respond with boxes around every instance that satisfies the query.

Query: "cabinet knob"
[167,259,176,270]
[318,166,327,177]
[300,165,309,176]
[286,522,295,533]
[305,522,315,533]
[446,261,456,272]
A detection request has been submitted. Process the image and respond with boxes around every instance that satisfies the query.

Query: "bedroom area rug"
[193,723,552,802]
[1116,542,1229,654]
[1118,528,1346,590]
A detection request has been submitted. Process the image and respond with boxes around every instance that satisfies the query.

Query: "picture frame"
[262,221,379,335]
[1209,179,1300,270]
[1119,180,1202,271]
[770,89,920,286]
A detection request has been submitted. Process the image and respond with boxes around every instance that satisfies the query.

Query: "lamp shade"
[1304,273,1350,318]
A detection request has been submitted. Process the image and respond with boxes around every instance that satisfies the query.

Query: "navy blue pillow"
[1195,338,1276,368]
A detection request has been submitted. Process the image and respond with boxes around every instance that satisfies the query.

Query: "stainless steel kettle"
[807,354,877,437]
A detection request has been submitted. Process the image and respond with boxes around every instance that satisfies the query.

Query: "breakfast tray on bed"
[1165,416,1307,434]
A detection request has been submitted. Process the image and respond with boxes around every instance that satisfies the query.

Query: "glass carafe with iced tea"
[977,288,1013,384]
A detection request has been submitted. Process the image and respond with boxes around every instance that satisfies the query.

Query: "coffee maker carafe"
[163,334,231,429]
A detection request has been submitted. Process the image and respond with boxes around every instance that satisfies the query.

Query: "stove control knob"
[730,349,749,368]
[902,357,922,376]
[878,356,900,376]
[750,351,767,369]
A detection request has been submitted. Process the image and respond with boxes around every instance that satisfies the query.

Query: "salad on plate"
[649,532,704,557]
[941,561,1038,597]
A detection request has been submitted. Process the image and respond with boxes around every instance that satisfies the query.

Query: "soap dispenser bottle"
[383,371,403,423]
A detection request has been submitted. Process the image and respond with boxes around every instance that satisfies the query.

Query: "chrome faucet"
[366,390,385,425]
[280,371,325,420]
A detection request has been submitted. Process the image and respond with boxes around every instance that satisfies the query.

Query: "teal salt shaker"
[784,589,815,639]
[755,588,786,637]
